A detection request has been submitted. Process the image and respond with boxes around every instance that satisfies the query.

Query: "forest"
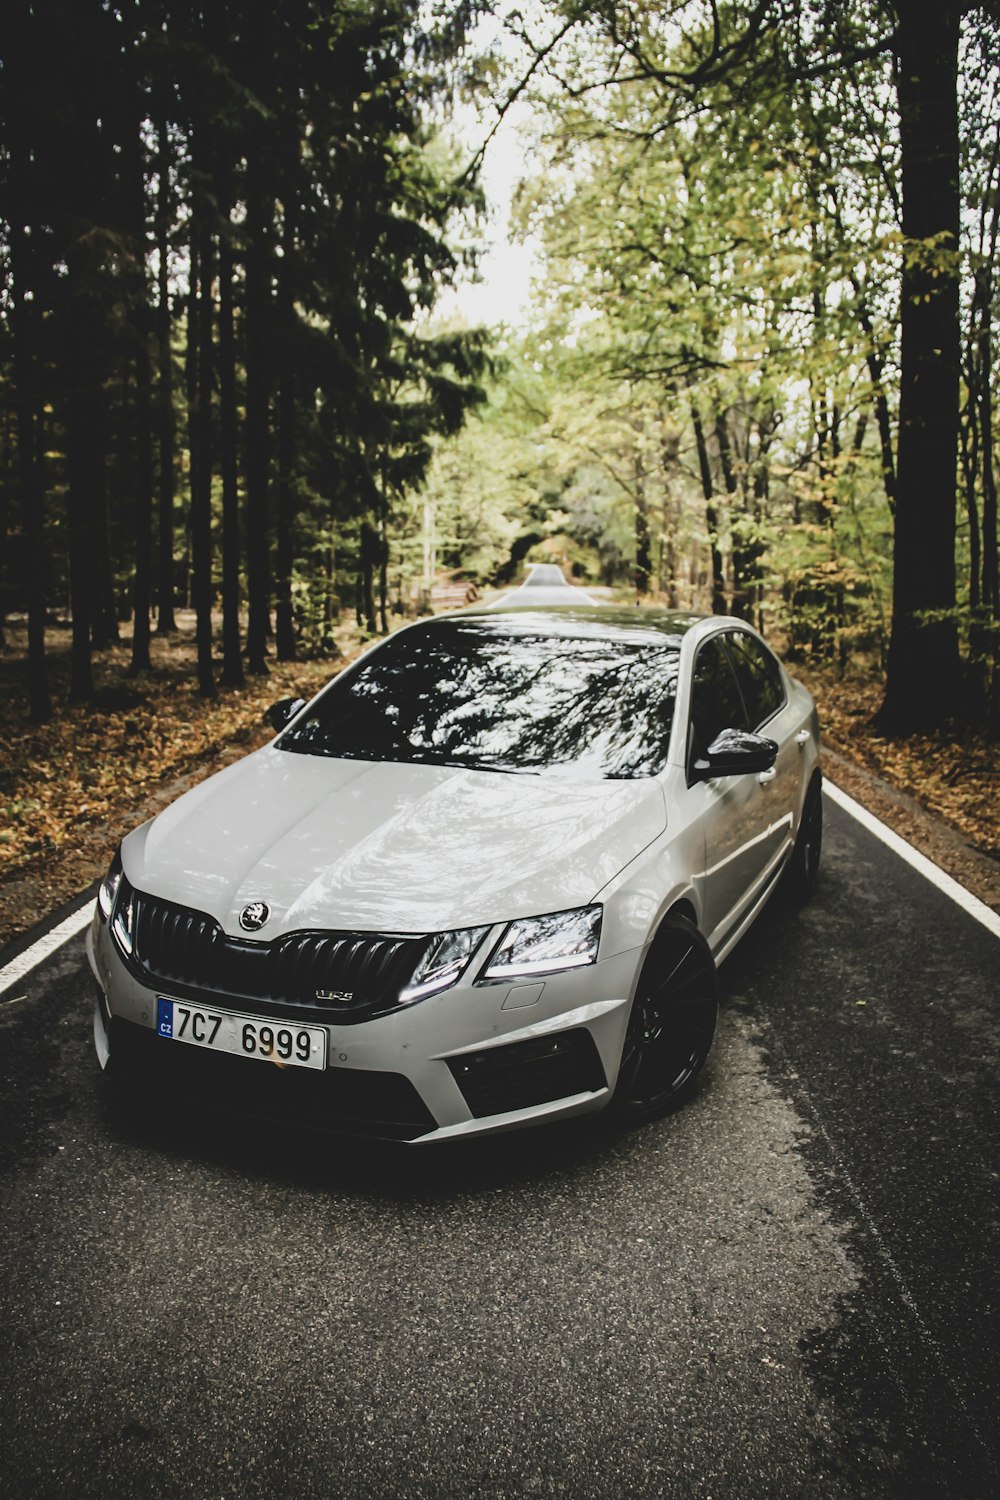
[1,0,998,746]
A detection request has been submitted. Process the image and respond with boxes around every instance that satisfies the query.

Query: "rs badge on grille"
[316,989,354,1004]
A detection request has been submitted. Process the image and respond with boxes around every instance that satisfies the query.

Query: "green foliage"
[426,0,994,717]
[3,0,998,732]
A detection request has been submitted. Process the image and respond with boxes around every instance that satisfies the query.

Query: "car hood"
[124,746,666,936]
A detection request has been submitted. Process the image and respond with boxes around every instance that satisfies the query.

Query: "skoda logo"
[239,901,270,933]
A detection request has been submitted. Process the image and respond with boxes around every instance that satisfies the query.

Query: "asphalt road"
[0,797,997,1499]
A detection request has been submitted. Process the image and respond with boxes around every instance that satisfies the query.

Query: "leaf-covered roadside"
[797,666,999,867]
[0,616,362,950]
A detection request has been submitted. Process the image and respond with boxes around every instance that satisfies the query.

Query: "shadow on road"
[97,1075,669,1205]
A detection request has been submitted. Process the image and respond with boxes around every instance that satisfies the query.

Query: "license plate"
[156,998,327,1071]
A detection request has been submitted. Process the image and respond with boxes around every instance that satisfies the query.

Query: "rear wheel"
[786,774,822,900]
[611,913,718,1124]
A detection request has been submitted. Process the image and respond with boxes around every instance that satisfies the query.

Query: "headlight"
[97,851,123,922]
[399,925,490,1002]
[111,878,136,957]
[481,905,602,981]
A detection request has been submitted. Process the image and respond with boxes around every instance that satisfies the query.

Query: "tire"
[610,913,718,1124]
[786,773,823,901]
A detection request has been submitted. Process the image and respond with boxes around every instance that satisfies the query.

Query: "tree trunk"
[185,234,200,622]
[717,413,760,622]
[275,183,298,661]
[854,294,897,513]
[690,405,726,614]
[878,2,962,731]
[660,489,678,606]
[88,397,119,650]
[275,364,297,659]
[959,385,982,612]
[633,448,651,596]
[217,225,244,687]
[975,282,999,622]
[65,363,97,703]
[360,519,378,634]
[63,221,104,703]
[10,200,51,721]
[189,213,216,698]
[126,97,152,676]
[658,419,680,605]
[421,498,436,612]
[244,152,272,674]
[750,441,771,636]
[155,114,177,634]
[323,528,338,641]
[378,513,390,634]
[965,248,1000,726]
[129,313,154,674]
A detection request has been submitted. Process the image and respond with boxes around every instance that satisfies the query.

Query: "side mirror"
[692,727,778,781]
[265,696,306,732]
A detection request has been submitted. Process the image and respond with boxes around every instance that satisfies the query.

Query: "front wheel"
[611,913,718,1124]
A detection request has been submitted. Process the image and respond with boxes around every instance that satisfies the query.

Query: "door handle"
[758,767,777,786]
[794,730,810,748]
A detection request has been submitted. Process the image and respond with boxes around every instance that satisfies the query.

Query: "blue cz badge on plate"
[157,998,173,1038]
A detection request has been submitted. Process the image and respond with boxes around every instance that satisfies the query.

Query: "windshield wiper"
[420,756,540,776]
[277,739,541,774]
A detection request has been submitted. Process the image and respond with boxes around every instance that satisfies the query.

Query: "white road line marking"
[0,901,93,998]
[824,780,1000,940]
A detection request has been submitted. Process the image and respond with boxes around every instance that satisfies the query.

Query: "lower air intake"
[447,1028,606,1119]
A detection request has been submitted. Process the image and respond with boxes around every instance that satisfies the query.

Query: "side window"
[724,630,786,729]
[689,636,748,764]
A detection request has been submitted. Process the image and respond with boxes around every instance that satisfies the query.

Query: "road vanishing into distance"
[1,794,998,1499]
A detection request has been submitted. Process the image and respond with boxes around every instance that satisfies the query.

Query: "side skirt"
[710,847,790,967]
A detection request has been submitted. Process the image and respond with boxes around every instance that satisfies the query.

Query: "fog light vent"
[447,1029,605,1119]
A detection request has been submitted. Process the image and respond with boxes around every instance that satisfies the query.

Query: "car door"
[722,629,798,871]
[686,633,774,943]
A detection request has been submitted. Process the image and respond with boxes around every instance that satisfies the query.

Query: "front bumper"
[87,910,640,1142]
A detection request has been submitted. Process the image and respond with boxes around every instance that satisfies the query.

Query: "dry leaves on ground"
[0,614,362,948]
[796,665,999,860]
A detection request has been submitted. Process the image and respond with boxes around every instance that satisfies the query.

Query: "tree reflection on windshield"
[279,619,681,779]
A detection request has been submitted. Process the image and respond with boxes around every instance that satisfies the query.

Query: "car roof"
[445,565,718,642]
[407,603,708,647]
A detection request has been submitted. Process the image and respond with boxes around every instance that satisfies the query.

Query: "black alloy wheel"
[787,774,823,900]
[611,913,718,1124]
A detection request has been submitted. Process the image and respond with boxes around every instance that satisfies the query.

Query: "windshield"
[278,620,680,779]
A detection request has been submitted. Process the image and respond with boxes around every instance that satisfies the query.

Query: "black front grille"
[448,1029,607,1119]
[117,881,432,1023]
[109,1018,437,1140]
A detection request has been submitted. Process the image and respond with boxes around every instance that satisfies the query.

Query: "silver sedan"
[88,601,821,1142]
